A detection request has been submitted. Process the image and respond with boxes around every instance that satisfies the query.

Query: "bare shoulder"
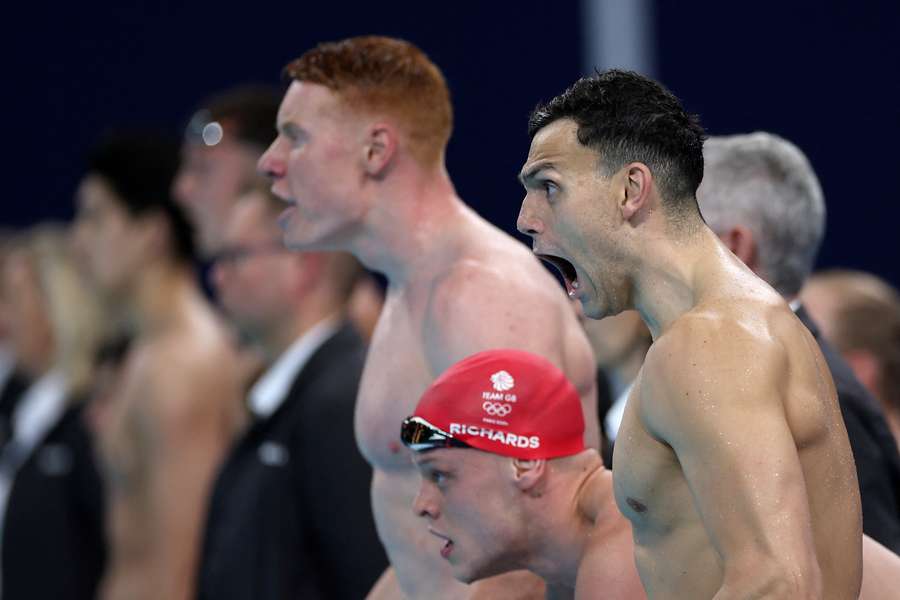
[423,246,578,368]
[640,301,792,433]
[127,310,240,422]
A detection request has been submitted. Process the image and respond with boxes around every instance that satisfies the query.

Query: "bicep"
[146,369,233,539]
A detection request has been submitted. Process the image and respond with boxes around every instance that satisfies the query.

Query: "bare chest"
[355,296,434,472]
[96,367,154,497]
[612,380,696,540]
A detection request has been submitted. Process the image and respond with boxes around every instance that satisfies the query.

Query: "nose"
[516,195,544,236]
[412,482,439,520]
[70,220,89,263]
[257,140,284,179]
[210,259,229,294]
[172,169,195,207]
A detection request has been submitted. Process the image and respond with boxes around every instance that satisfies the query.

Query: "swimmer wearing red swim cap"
[402,349,645,598]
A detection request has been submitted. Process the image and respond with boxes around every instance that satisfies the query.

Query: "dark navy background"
[11,1,900,287]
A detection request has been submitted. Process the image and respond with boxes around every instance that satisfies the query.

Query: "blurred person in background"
[72,131,245,600]
[697,131,900,553]
[0,231,30,448]
[346,269,386,343]
[0,225,106,600]
[802,269,900,451]
[173,85,282,259]
[198,186,385,599]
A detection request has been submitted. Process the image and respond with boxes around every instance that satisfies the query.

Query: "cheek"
[210,162,247,203]
[11,292,48,353]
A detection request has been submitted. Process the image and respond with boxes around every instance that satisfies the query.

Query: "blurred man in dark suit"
[199,187,385,599]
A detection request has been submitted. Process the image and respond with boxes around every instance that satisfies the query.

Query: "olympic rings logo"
[482,401,512,417]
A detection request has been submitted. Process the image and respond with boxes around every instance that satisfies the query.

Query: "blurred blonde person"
[0,225,107,600]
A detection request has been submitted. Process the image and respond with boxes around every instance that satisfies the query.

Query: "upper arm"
[424,261,599,446]
[642,319,819,581]
[141,346,241,594]
[424,261,564,365]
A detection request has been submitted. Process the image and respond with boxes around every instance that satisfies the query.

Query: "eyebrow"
[413,454,437,468]
[518,162,556,187]
[278,121,304,138]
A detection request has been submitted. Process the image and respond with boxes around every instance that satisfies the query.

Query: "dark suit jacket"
[1,402,106,600]
[196,322,386,600]
[797,306,900,552]
[0,370,29,449]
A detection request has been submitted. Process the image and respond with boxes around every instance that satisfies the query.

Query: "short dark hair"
[529,70,706,212]
[87,131,196,264]
[186,84,282,151]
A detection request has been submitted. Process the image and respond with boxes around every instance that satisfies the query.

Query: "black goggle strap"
[400,416,468,451]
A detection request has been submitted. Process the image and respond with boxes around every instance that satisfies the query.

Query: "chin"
[579,298,607,321]
[281,229,320,251]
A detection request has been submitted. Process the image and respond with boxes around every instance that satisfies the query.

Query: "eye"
[428,469,450,487]
[542,180,559,197]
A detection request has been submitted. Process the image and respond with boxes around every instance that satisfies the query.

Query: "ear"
[717,225,759,273]
[136,212,170,257]
[362,123,398,178]
[844,350,881,397]
[620,162,653,222]
[510,458,546,495]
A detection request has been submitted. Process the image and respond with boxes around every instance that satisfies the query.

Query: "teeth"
[568,289,576,298]
[571,280,580,289]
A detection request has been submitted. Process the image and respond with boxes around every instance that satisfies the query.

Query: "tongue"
[440,539,454,559]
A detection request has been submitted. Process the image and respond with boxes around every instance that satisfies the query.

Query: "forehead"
[279,80,348,125]
[181,135,251,161]
[413,446,503,473]
[523,118,598,175]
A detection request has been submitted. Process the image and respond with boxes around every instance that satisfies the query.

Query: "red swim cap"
[406,349,585,459]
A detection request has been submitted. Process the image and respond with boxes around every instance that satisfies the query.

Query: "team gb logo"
[490,370,515,392]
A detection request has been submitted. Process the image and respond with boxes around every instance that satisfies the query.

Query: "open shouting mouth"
[536,252,581,298]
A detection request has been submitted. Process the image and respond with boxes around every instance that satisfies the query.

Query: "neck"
[127,260,199,336]
[259,296,340,359]
[349,164,467,285]
[629,225,742,340]
[521,453,607,587]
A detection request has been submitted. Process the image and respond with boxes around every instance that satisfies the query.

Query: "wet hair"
[185,84,282,151]
[529,69,706,216]
[283,35,453,167]
[698,133,825,297]
[87,131,196,264]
